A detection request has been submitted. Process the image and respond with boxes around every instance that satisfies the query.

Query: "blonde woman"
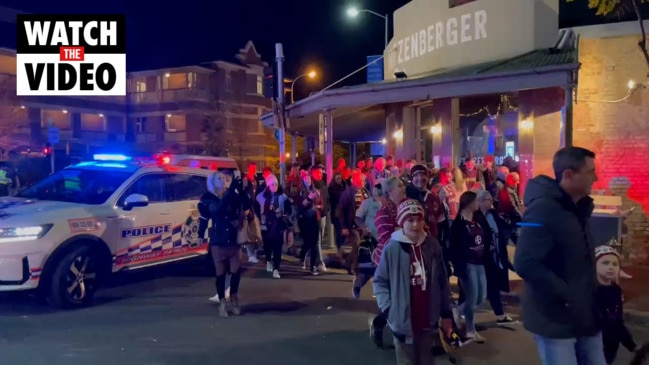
[452,167,468,196]
[198,171,249,317]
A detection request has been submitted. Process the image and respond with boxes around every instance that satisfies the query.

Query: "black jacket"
[514,175,600,339]
[198,189,250,247]
[314,179,330,216]
[328,181,346,219]
[475,209,511,292]
[597,283,636,363]
[449,216,491,280]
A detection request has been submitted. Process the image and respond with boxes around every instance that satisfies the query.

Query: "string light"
[458,94,518,118]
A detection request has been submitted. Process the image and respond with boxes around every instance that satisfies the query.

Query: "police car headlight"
[0,224,53,242]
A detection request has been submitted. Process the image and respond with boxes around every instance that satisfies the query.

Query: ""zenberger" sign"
[15,14,126,96]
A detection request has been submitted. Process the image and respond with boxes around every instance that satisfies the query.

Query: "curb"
[624,309,649,327]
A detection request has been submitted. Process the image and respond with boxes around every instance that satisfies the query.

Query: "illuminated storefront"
[261,0,649,259]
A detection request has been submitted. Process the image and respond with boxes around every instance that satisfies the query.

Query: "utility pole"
[275,44,287,186]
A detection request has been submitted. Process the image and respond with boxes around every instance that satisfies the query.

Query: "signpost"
[47,125,59,174]
[366,55,384,83]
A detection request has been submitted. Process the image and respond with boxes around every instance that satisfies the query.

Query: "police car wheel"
[47,246,99,309]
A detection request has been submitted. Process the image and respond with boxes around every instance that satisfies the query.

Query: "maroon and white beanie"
[396,199,425,227]
[595,245,620,263]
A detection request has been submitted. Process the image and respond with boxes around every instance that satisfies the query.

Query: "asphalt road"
[1,258,647,365]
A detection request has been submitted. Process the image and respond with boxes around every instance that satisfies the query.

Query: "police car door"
[164,173,209,258]
[113,173,176,268]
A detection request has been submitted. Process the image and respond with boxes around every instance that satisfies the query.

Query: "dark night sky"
[1,0,648,98]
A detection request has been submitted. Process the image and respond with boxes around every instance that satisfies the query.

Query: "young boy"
[374,199,454,365]
[595,245,637,364]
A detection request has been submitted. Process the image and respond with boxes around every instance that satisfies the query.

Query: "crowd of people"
[195,148,647,365]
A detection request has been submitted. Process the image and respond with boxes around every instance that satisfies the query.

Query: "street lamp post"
[290,71,317,103]
[346,7,388,48]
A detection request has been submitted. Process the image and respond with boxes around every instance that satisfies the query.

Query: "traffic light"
[43,144,51,156]
[263,65,276,100]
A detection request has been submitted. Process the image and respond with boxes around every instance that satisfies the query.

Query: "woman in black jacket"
[474,190,515,325]
[328,172,347,260]
[449,190,487,343]
[198,171,250,318]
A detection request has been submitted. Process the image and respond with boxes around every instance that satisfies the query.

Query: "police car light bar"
[93,154,132,162]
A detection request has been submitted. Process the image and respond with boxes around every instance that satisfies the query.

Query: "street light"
[290,71,317,103]
[346,6,388,48]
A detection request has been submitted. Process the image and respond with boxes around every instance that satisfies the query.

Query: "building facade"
[0,41,279,169]
[572,23,649,261]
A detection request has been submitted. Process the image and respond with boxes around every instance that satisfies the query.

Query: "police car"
[0,154,235,308]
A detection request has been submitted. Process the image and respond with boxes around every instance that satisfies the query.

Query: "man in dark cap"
[462,154,484,190]
[406,164,445,240]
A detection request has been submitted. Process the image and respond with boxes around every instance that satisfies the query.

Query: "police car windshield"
[17,169,132,205]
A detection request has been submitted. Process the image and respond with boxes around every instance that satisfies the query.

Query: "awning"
[262,48,579,142]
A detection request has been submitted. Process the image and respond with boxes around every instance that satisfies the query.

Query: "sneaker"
[368,317,384,348]
[466,331,485,343]
[248,255,259,264]
[208,294,220,303]
[311,267,319,276]
[266,262,273,272]
[272,269,281,279]
[229,296,241,316]
[352,287,360,299]
[218,301,228,318]
[317,263,327,273]
[496,315,516,326]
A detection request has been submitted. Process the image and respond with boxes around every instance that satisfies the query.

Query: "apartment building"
[0,41,279,169]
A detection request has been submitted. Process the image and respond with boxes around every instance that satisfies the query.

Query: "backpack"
[358,235,378,266]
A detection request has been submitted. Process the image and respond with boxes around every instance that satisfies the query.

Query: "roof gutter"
[299,63,579,103]
[260,62,580,123]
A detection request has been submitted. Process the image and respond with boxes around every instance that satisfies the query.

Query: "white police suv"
[0,154,221,308]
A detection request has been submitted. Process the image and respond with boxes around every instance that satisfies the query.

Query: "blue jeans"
[533,333,607,365]
[459,263,487,333]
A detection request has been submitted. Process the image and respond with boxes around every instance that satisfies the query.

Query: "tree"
[567,0,649,75]
[201,92,232,157]
[202,111,229,157]
[0,73,24,138]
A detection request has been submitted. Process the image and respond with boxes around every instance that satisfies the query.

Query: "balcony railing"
[136,133,157,143]
[164,132,187,143]
[1,74,125,104]
[0,73,16,95]
[129,89,211,104]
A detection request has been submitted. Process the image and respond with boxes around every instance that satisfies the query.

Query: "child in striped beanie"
[373,199,454,365]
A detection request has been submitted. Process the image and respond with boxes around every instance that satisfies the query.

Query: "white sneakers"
[466,331,486,343]
[248,255,260,264]
[208,287,230,303]
[266,262,273,272]
[272,269,281,279]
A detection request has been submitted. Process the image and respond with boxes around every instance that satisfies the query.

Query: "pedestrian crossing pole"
[275,43,287,186]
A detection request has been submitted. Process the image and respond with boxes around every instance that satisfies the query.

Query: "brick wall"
[574,35,649,262]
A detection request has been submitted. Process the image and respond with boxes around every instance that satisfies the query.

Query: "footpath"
[312,243,649,327]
